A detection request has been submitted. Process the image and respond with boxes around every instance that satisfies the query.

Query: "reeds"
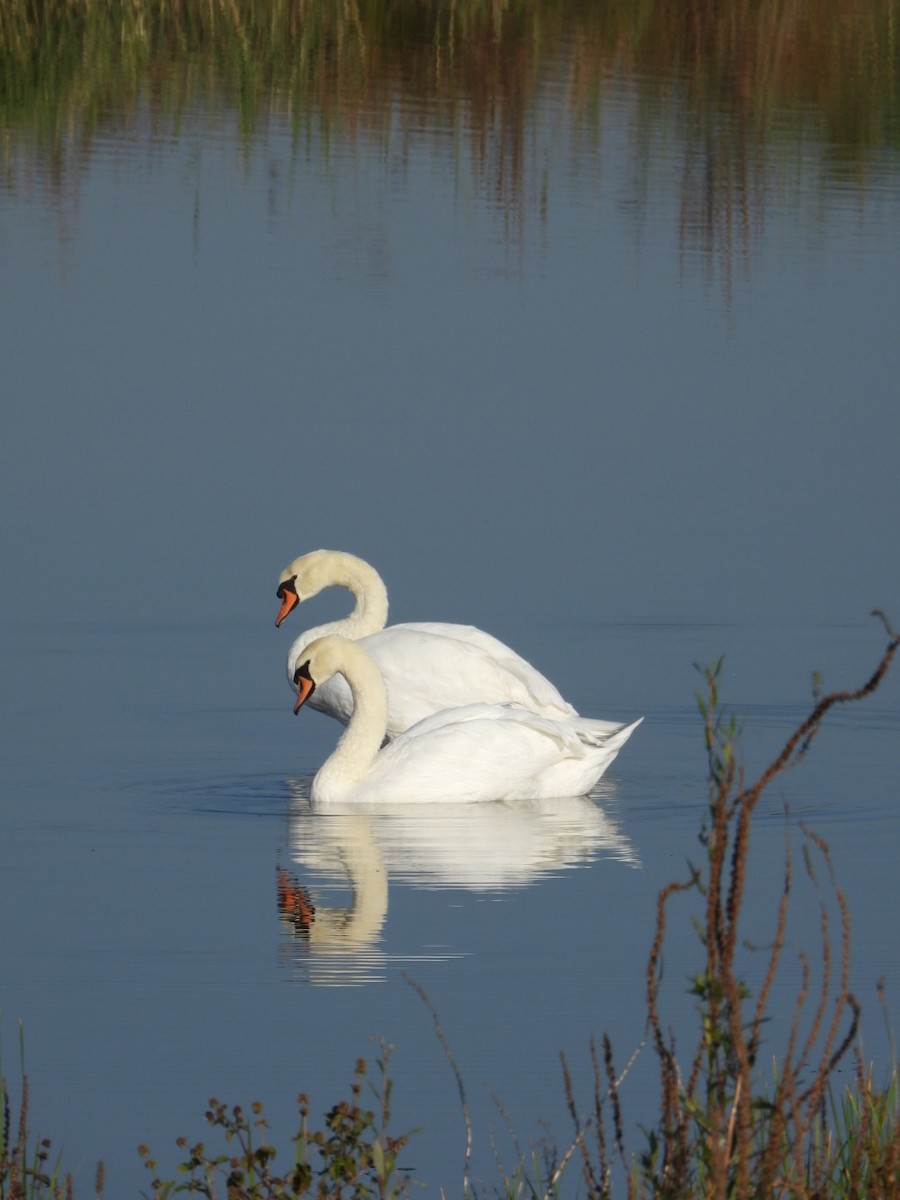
[551,611,900,1200]
[0,1022,82,1200]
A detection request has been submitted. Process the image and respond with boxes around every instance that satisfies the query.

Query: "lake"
[1,3,898,1196]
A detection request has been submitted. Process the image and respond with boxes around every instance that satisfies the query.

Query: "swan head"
[275,549,335,627]
[292,657,317,714]
[291,634,354,715]
[276,548,387,629]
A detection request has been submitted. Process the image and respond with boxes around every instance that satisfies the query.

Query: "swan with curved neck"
[276,549,623,739]
[292,635,641,805]
[276,550,389,640]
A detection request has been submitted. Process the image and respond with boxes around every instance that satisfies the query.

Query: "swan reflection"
[278,778,638,987]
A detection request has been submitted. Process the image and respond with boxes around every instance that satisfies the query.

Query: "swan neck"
[317,644,388,798]
[331,553,389,638]
[287,553,389,677]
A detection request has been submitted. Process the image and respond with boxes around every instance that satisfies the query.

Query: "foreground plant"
[552,611,899,1200]
[140,1044,412,1199]
[5,616,898,1198]
[0,1022,104,1200]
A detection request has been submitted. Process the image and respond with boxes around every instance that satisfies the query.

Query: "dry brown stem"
[632,614,898,1198]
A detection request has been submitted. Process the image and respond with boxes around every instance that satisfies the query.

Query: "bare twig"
[404,975,473,1197]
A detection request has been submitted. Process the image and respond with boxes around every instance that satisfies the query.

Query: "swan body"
[276,549,622,739]
[293,635,642,806]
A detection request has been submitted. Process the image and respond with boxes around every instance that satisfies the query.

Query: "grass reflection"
[1,0,898,271]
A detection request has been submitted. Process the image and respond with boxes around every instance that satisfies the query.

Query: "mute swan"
[292,635,642,805]
[276,549,623,739]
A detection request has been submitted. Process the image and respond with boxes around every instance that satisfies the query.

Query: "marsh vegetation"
[4,616,897,1198]
[2,0,898,278]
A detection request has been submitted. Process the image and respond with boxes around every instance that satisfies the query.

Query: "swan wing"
[287,621,575,732]
[359,623,576,732]
[346,706,641,804]
[394,623,575,712]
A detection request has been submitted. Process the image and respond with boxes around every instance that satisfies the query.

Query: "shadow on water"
[276,778,638,987]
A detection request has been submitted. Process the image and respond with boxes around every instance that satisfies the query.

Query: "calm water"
[2,6,899,1196]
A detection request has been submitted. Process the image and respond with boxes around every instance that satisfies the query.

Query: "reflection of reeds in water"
[1,0,898,276]
[625,0,900,293]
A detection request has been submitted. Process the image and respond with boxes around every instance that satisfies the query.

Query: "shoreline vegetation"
[2,0,898,279]
[2,612,898,1197]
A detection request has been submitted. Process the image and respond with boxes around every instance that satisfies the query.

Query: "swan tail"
[577,715,643,749]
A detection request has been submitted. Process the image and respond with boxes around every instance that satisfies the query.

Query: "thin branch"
[404,975,473,1197]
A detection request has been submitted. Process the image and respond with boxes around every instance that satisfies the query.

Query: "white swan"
[292,635,642,805]
[276,549,624,739]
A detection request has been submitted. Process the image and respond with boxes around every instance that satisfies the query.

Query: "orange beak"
[293,669,316,715]
[275,588,299,627]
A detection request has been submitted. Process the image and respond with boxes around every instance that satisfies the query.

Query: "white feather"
[296,636,642,806]
[276,549,624,737]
